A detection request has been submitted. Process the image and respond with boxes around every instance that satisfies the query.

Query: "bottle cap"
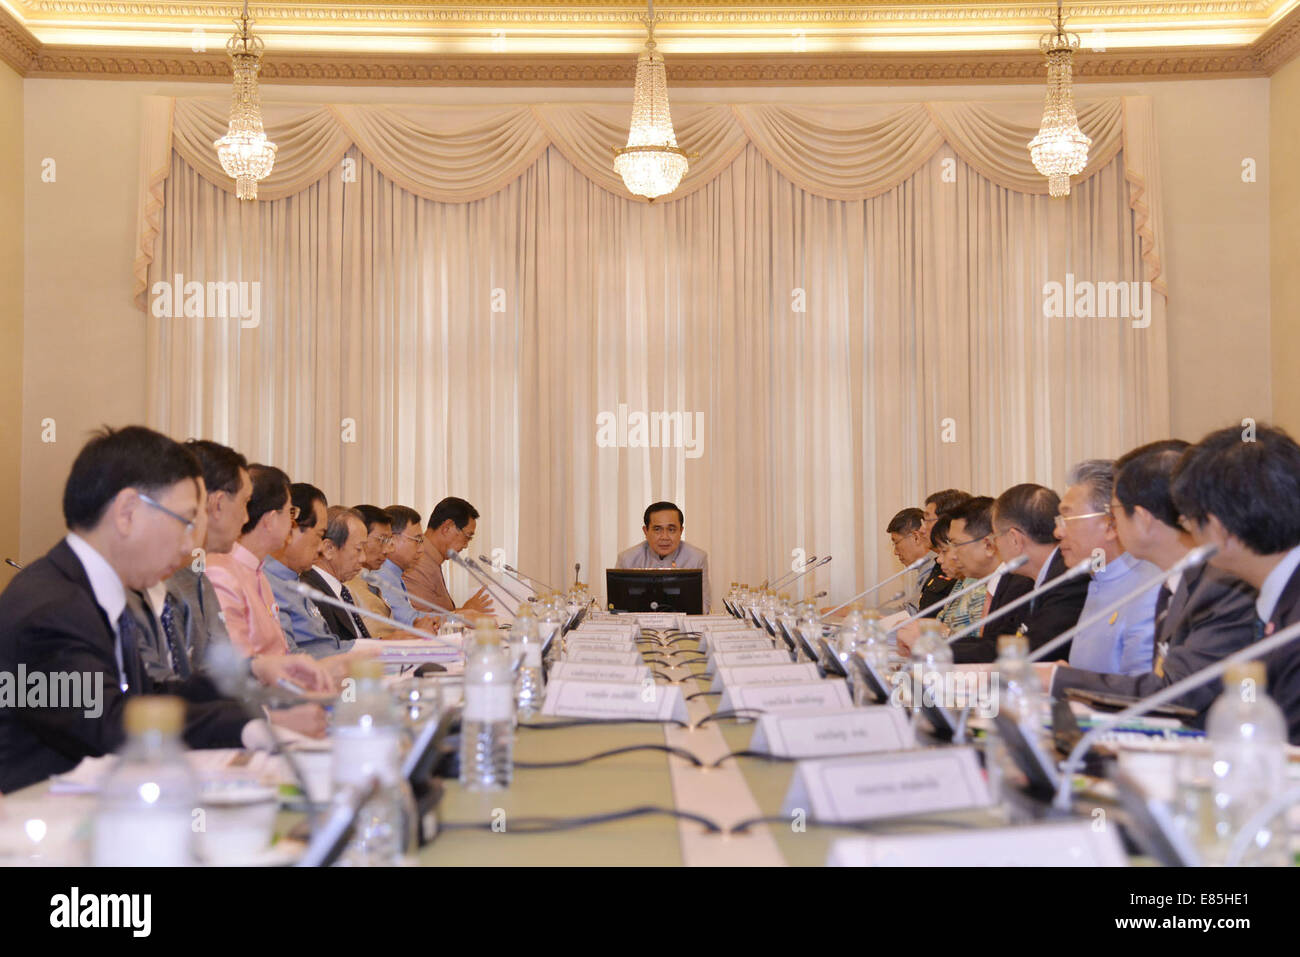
[997,634,1028,656]
[124,695,185,736]
[862,607,881,620]
[1225,661,1266,689]
[515,601,536,620]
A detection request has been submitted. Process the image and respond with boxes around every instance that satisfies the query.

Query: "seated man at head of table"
[1048,440,1257,724]
[1171,423,1300,742]
[404,496,496,621]
[1054,458,1163,676]
[615,501,710,613]
[0,426,328,794]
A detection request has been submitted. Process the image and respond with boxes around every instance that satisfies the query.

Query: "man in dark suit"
[943,496,1033,663]
[1052,442,1257,722]
[303,506,371,646]
[0,426,327,794]
[981,483,1089,660]
[1171,424,1300,742]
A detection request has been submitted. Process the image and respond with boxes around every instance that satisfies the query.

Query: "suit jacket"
[0,539,248,794]
[131,587,191,683]
[1262,562,1300,744]
[952,574,1034,664]
[167,565,230,674]
[918,560,957,618]
[1052,564,1258,723]
[1021,548,1088,658]
[301,567,362,645]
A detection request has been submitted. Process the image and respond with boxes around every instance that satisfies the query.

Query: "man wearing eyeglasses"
[372,505,443,630]
[1054,458,1163,675]
[404,496,495,620]
[346,504,400,638]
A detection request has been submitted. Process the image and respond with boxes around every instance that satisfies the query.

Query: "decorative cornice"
[6,0,1300,82]
[0,4,40,75]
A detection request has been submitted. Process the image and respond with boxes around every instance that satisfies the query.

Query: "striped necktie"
[160,594,191,679]
[340,584,372,639]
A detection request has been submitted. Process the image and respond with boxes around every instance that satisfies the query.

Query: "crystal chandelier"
[613,0,689,202]
[214,0,277,201]
[1028,0,1091,198]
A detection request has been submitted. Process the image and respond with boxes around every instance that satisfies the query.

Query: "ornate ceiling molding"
[2,0,1298,83]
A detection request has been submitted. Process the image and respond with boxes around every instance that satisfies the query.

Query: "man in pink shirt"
[207,464,295,658]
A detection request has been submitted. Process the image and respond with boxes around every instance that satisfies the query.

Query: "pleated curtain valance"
[133,94,1166,309]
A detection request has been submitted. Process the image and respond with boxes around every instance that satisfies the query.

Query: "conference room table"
[4,620,1130,867]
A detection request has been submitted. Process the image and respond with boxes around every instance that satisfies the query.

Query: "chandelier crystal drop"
[214,0,277,201]
[613,0,689,202]
[1028,0,1091,198]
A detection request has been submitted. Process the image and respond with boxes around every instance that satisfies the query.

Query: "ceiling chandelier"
[214,0,277,201]
[1028,0,1091,198]
[613,0,689,202]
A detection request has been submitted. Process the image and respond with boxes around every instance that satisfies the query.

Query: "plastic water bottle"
[995,633,1047,736]
[1205,662,1289,866]
[510,602,545,719]
[539,591,567,669]
[93,696,198,866]
[331,659,417,866]
[460,620,515,790]
[859,608,893,674]
[907,619,953,709]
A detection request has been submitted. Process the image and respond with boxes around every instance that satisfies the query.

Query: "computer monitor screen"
[605,568,703,616]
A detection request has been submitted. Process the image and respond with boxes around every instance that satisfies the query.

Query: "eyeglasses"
[138,491,197,535]
[457,526,475,543]
[947,535,989,549]
[1054,510,1110,530]
[402,533,425,545]
[372,534,393,546]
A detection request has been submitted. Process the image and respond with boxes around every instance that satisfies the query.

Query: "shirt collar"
[313,564,343,596]
[65,532,128,627]
[1257,544,1300,624]
[262,555,296,581]
[231,541,262,572]
[144,581,169,616]
[645,541,682,564]
[1035,548,1059,589]
[380,558,403,579]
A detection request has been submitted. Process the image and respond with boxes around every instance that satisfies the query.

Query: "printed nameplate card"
[781,747,993,822]
[711,661,822,692]
[708,649,793,669]
[825,820,1128,867]
[699,631,774,653]
[750,707,915,758]
[541,678,687,722]
[563,648,644,666]
[547,661,651,683]
[719,679,853,715]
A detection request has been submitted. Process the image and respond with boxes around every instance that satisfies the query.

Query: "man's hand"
[250,653,332,693]
[895,621,920,657]
[461,587,496,618]
[269,703,328,738]
[414,613,444,633]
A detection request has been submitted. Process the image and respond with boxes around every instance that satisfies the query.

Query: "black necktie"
[339,584,372,639]
[160,593,190,679]
[1254,614,1268,641]
[1154,583,1173,642]
[115,609,146,693]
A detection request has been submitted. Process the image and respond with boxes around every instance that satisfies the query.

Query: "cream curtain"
[142,96,1168,605]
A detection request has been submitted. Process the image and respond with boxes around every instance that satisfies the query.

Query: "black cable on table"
[691,708,765,728]
[517,716,690,731]
[440,805,723,834]
[685,690,722,700]
[515,743,705,769]
[709,749,799,768]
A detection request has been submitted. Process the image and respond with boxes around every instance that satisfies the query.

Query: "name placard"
[826,820,1128,867]
[698,628,767,650]
[709,649,793,669]
[719,680,853,715]
[563,649,644,666]
[711,661,822,692]
[704,636,776,655]
[547,661,650,683]
[575,624,640,640]
[750,707,915,758]
[541,678,687,723]
[630,613,682,631]
[781,748,993,822]
[563,636,638,652]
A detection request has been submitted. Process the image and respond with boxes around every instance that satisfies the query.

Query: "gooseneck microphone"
[295,582,465,650]
[822,556,928,620]
[500,562,558,593]
[447,552,517,618]
[767,556,818,591]
[944,556,1094,645]
[885,555,1029,635]
[1027,544,1217,665]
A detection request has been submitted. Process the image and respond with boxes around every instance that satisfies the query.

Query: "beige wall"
[18,75,1276,554]
[1272,58,1300,436]
[0,61,21,588]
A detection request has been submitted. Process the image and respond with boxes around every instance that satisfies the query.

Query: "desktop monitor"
[605,568,703,616]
